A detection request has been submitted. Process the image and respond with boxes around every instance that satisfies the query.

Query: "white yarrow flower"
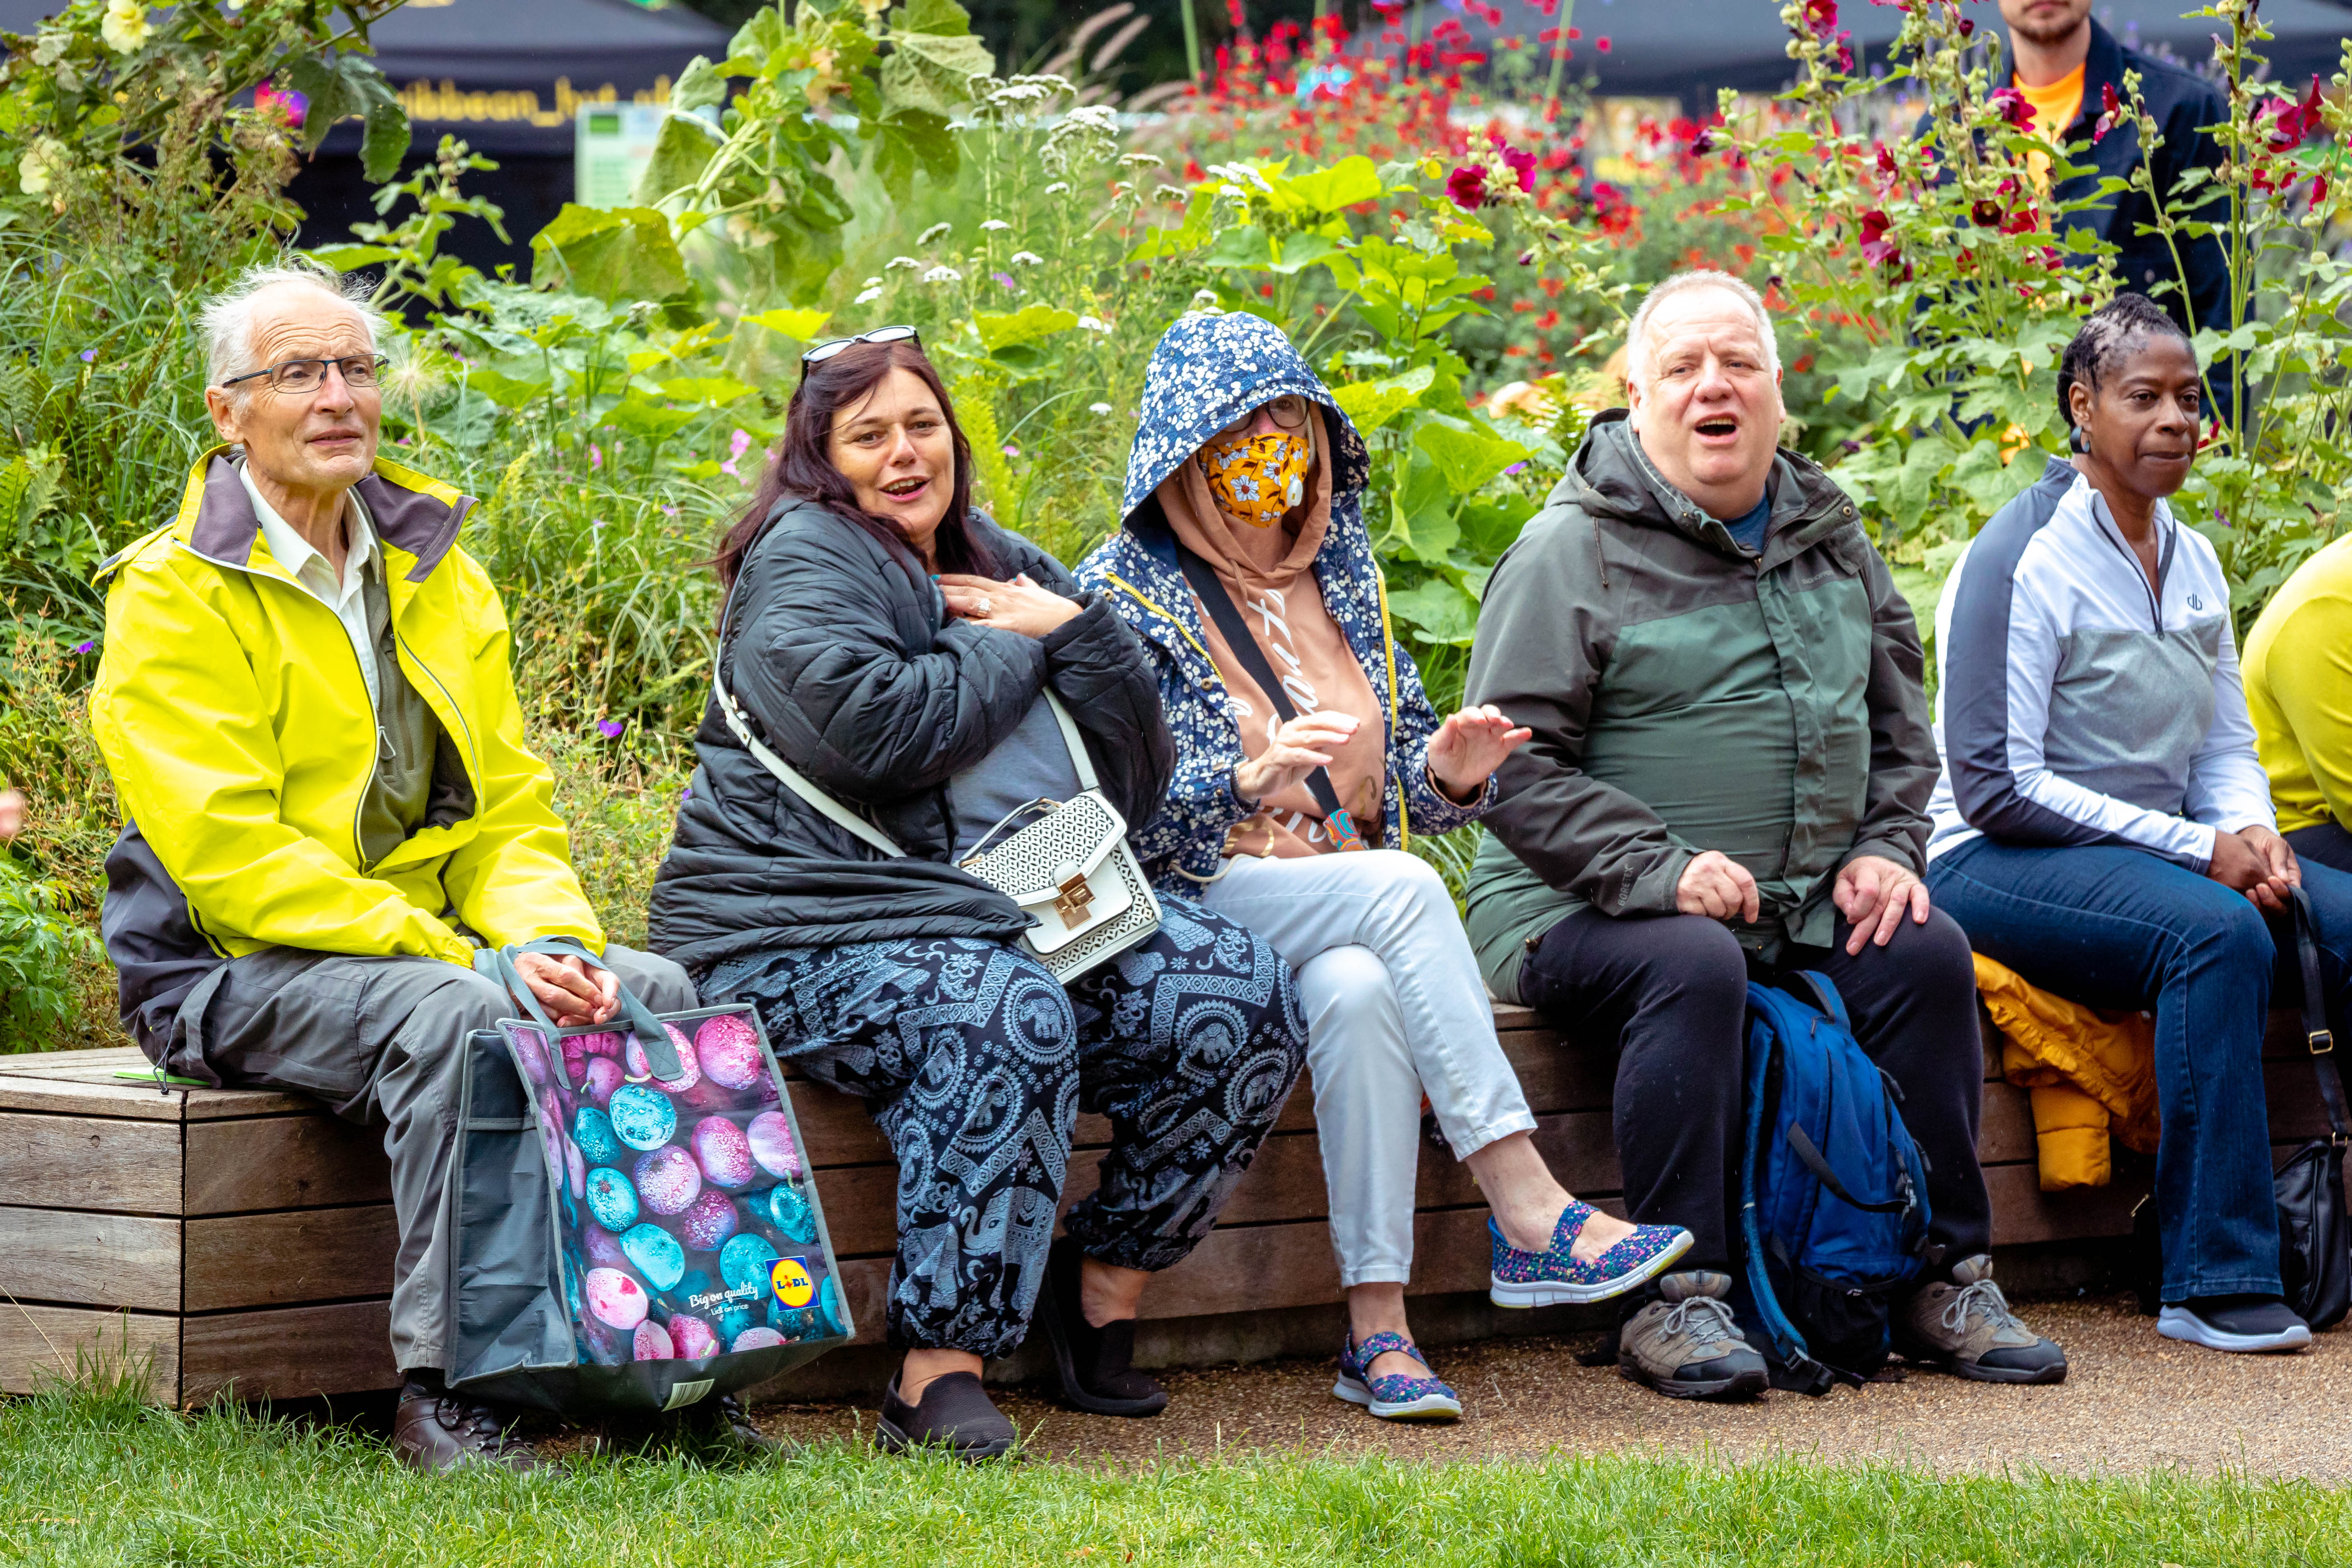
[1089,402,1113,415]
[854,287,884,305]
[861,276,883,287]
[1154,184,1190,202]
[1120,152,1165,168]
[922,265,963,284]
[1077,315,1111,333]
[1009,251,1044,266]
[885,255,922,270]
[100,0,150,53]
[918,222,953,246]
[1190,290,1221,308]
[1044,182,1070,195]
[980,219,1012,232]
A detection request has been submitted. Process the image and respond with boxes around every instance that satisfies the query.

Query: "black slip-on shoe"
[1038,1237,1169,1417]
[875,1372,1017,1462]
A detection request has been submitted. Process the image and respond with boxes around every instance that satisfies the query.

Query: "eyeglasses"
[219,355,388,394]
[1215,394,1311,437]
[802,325,922,367]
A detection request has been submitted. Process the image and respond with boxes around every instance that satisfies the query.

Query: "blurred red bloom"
[1447,164,1489,209]
[1858,208,1901,266]
[2093,82,2124,142]
[1988,88,2035,131]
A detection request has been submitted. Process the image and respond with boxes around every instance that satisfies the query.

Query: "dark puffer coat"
[648,497,1175,973]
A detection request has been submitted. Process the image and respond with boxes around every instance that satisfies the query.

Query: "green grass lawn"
[1,1381,2344,1567]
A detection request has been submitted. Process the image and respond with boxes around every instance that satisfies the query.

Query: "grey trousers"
[164,942,696,1374]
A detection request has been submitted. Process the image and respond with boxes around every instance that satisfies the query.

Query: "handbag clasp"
[2312,1029,2336,1057]
[1053,862,1093,926]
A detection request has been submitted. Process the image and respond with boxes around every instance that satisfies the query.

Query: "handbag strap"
[2291,886,2351,1142]
[1171,540,1353,829]
[486,936,685,1082]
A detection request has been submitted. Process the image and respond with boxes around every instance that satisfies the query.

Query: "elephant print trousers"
[703,896,1307,1357]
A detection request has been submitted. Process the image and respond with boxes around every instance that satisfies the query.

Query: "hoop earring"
[2069,424,2088,455]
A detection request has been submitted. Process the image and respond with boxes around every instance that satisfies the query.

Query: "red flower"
[2267,75,2326,152]
[1988,88,2035,131]
[1691,127,1717,156]
[1971,197,2002,227]
[1496,138,1538,193]
[1595,35,1610,52]
[1803,0,1838,41]
[2093,81,2124,143]
[1999,203,2039,235]
[1446,164,1489,209]
[1957,16,1974,36]
[1858,208,1901,267]
[2312,174,2331,210]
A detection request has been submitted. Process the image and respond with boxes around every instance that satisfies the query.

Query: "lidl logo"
[770,1256,815,1309]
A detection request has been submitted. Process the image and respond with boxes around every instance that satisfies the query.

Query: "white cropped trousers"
[1198,850,1536,1287]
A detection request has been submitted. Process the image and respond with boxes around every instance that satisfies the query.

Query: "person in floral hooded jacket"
[1079,312,1692,1424]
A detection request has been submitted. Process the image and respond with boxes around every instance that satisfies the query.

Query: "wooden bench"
[2,1006,2330,1406]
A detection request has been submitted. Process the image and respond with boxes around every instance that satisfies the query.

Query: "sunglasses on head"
[801,325,922,368]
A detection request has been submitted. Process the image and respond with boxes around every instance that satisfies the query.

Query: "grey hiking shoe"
[1897,1256,2067,1384]
[1618,1271,1769,1400]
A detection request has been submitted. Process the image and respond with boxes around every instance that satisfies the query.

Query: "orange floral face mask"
[1199,429,1312,527]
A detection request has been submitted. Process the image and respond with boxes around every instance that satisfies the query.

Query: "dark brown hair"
[715,338,996,590]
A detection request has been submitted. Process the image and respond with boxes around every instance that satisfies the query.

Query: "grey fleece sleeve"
[1844,530,1939,873]
[1465,511,1692,915]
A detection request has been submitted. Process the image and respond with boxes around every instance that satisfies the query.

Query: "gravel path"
[749,1294,2352,1478]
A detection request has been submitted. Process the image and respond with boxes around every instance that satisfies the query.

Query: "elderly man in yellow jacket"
[90,262,703,1474]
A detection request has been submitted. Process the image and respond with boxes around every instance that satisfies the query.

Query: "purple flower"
[1504,462,1528,475]
[596,719,626,739]
[73,639,95,653]
[77,349,96,363]
[681,784,693,800]
[992,271,1016,289]
[589,443,603,471]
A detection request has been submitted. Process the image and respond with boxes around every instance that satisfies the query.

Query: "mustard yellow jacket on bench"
[91,448,602,1049]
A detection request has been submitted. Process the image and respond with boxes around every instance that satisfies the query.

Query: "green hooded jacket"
[1463,413,1938,1001]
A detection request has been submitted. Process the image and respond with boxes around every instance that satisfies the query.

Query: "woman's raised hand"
[1426,704,1531,803]
[1233,712,1358,806]
[938,572,1081,639]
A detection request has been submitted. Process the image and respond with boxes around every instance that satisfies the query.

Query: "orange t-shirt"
[2016,65,2085,195]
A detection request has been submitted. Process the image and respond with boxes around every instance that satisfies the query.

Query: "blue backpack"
[1739,973,1934,1392]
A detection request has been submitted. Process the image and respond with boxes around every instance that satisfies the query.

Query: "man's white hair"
[1624,269,1780,390]
[200,260,385,392]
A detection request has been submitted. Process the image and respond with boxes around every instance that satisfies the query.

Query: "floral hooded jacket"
[1077,312,1492,887]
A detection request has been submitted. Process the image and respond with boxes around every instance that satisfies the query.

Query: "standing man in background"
[1981,0,2235,413]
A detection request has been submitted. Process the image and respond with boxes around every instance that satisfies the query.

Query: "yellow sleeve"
[2263,595,2352,831]
[92,560,475,965]
[434,561,606,954]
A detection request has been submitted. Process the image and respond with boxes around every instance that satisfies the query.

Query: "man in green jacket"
[1465,270,2064,1400]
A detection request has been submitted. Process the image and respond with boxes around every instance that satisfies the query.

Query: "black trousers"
[2289,821,2352,876]
[1519,905,1990,1276]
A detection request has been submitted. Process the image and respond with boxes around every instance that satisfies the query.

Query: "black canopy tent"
[0,0,730,272]
[1382,0,2351,112]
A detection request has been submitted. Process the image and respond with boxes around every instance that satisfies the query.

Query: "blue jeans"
[1927,838,2352,1301]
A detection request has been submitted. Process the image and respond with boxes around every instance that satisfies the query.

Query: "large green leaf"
[672,55,728,113]
[1385,578,1481,646]
[283,51,410,182]
[658,375,756,406]
[530,205,690,302]
[465,369,553,409]
[1385,450,1459,564]
[972,305,1079,352]
[632,113,721,206]
[893,0,975,34]
[879,28,994,116]
[1273,156,1384,215]
[740,308,833,342]
[1414,420,1530,496]
[1329,365,1433,433]
[871,109,957,202]
[602,398,701,440]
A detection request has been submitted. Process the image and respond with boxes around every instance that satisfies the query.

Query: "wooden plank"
[0,1206,183,1312]
[184,1116,390,1215]
[179,1300,397,1406]
[0,1304,181,1400]
[0,1047,320,1122]
[1984,1159,2149,1246]
[1976,1082,2040,1167]
[0,1074,194,1122]
[182,1206,400,1312]
[0,1112,182,1214]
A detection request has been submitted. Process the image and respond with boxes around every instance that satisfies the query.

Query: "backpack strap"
[1790,970,1851,1032]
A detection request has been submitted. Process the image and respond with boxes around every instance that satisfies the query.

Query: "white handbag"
[714,669,1161,983]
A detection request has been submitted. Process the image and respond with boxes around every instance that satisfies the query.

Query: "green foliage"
[0,855,99,1052]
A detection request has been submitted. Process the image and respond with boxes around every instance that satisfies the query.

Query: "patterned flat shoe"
[1489,1204,1694,1308]
[1332,1331,1463,1422]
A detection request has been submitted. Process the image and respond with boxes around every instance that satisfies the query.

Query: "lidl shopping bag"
[447,942,850,1414]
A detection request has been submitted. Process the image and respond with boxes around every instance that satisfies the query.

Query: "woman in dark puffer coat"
[650,334,1306,1460]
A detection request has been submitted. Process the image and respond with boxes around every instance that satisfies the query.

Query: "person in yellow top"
[1971,2,2235,411]
[2245,534,2352,875]
[88,262,705,1475]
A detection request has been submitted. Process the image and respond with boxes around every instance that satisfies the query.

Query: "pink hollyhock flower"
[1858,209,1901,267]
[1446,164,1489,209]
[1988,88,2035,131]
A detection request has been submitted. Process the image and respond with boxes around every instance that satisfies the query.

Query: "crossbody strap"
[1171,541,1357,835]
[2292,886,2351,1141]
[713,574,908,860]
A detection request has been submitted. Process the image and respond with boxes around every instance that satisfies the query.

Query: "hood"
[1558,412,1858,559]
[1119,311,1370,526]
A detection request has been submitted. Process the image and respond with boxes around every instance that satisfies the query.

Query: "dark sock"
[400,1367,446,1398]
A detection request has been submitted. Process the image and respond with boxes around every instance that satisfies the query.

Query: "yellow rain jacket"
[91,448,602,1050]
[1973,952,2158,1191]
